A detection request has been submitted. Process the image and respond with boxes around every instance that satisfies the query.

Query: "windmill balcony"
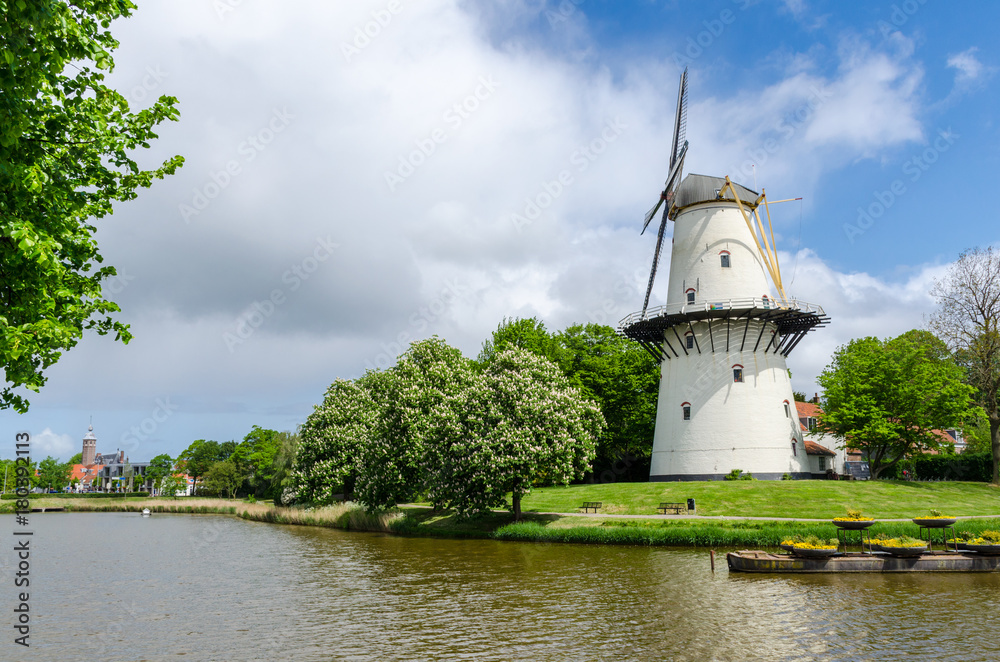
[618,296,829,362]
[619,296,826,327]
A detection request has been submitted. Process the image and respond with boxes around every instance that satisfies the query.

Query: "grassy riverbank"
[7,480,1000,548]
[518,480,1000,518]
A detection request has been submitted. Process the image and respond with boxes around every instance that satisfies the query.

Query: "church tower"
[82,425,97,466]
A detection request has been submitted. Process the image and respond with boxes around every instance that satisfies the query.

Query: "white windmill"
[620,69,830,481]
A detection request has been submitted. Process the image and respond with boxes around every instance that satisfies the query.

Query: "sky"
[3,0,999,463]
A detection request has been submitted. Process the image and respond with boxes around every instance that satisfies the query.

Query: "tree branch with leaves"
[1,1,183,411]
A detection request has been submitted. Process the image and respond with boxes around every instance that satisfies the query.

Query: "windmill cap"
[673,174,759,212]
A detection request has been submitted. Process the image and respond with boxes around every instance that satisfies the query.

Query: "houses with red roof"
[794,399,966,479]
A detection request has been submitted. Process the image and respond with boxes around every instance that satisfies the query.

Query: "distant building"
[794,401,965,479]
[82,425,97,465]
[795,401,850,478]
[69,425,152,492]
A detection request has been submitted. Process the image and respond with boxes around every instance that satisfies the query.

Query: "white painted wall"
[650,199,811,479]
[665,203,773,306]
[650,320,810,478]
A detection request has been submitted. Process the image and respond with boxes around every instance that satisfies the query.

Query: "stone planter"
[790,547,839,558]
[833,519,876,530]
[912,518,957,528]
[879,544,927,557]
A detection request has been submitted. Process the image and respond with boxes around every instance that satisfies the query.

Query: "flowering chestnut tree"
[293,378,377,504]
[354,337,476,510]
[426,347,604,520]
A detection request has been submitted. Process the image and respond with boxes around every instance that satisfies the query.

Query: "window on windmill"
[685,333,694,349]
[682,404,691,420]
[792,441,797,456]
[732,366,744,383]
[686,289,696,304]
[784,402,790,418]
[720,253,731,268]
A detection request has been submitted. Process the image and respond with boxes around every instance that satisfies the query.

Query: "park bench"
[658,502,686,515]
[580,501,602,513]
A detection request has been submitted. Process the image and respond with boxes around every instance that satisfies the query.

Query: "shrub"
[882,452,992,482]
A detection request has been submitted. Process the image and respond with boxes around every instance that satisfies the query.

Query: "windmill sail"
[641,68,689,315]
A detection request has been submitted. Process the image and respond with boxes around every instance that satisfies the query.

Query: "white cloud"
[781,249,949,397]
[31,429,76,461]
[947,47,984,84]
[0,1,945,457]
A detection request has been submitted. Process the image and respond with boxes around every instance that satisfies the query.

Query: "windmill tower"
[620,70,829,481]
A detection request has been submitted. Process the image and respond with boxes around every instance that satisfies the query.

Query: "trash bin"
[687,498,696,512]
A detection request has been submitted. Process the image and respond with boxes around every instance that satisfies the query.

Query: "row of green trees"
[816,247,1000,483]
[293,337,605,519]
[816,330,979,478]
[476,318,659,480]
[175,428,299,500]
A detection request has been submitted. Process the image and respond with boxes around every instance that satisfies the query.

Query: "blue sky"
[3,0,997,463]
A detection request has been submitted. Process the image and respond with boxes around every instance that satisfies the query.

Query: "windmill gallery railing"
[618,296,830,363]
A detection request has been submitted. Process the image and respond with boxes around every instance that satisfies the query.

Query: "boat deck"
[727,550,1000,573]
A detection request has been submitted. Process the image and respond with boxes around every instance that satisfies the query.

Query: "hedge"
[884,452,992,482]
[1,492,151,500]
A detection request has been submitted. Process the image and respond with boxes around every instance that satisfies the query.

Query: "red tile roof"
[804,440,836,457]
[69,464,103,484]
[795,401,823,431]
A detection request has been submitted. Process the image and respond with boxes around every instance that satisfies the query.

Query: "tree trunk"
[991,412,1000,485]
[512,493,522,522]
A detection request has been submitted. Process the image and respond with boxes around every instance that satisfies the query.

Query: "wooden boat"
[727,549,1000,573]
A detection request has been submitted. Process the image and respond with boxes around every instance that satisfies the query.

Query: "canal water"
[5,512,1000,661]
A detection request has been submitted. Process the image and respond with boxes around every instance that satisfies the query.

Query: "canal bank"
[8,495,1000,549]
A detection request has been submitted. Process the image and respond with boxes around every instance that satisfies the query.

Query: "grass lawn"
[518,480,1000,519]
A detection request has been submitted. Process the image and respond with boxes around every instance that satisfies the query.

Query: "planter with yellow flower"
[833,509,876,530]
[790,536,840,558]
[878,536,927,557]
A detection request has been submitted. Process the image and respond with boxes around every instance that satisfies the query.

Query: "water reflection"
[14,513,1000,661]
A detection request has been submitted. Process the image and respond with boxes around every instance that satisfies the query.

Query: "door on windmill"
[732,365,744,383]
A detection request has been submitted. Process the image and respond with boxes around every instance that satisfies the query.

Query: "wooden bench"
[658,502,686,515]
[580,501,602,513]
